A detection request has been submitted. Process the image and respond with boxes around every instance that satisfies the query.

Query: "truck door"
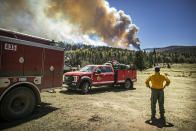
[92,67,105,85]
[92,66,114,85]
[103,66,114,84]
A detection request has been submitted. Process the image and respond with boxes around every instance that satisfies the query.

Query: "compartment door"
[0,42,24,77]
[42,49,54,89]
[23,46,43,76]
[42,49,63,89]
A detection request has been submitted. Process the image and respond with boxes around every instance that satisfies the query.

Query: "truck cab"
[64,64,137,94]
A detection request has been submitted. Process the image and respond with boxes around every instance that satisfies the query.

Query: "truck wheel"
[81,82,90,94]
[124,79,133,89]
[0,87,36,121]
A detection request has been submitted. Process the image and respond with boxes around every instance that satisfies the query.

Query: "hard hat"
[155,66,160,72]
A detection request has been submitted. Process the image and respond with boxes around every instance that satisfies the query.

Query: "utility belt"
[151,88,164,91]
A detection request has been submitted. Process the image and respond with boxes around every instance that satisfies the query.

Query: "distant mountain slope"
[144,46,196,54]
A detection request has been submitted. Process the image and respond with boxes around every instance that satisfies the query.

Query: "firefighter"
[145,66,170,124]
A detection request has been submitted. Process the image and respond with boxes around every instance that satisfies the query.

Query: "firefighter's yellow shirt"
[145,72,170,89]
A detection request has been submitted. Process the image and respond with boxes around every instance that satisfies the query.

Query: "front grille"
[64,75,74,83]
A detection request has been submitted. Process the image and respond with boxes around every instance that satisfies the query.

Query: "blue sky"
[107,0,196,49]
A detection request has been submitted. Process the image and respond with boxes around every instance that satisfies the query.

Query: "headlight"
[64,76,68,80]
[73,76,78,82]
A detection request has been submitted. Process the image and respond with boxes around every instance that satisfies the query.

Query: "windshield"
[79,66,95,72]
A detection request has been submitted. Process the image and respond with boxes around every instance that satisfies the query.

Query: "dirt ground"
[1,64,196,131]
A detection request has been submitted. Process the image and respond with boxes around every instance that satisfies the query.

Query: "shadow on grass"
[0,102,59,130]
[145,118,174,128]
[60,86,136,95]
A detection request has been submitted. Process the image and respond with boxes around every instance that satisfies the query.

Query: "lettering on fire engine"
[4,43,17,51]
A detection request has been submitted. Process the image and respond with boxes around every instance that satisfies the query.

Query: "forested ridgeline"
[60,43,196,70]
[155,46,196,54]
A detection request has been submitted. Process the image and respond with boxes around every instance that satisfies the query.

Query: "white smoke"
[0,0,140,49]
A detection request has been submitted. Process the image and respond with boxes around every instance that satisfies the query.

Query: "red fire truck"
[0,28,64,120]
[64,61,137,94]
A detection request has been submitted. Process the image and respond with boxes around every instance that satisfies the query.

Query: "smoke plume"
[0,0,140,49]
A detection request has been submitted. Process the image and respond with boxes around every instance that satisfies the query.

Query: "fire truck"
[64,60,137,94]
[0,28,64,120]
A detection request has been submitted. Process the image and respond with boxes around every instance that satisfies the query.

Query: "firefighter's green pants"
[151,88,165,118]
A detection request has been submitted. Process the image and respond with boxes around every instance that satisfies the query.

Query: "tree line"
[60,42,196,71]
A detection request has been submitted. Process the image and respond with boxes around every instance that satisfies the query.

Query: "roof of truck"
[0,28,53,42]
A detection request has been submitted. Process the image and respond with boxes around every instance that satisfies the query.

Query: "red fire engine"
[64,60,137,94]
[0,28,64,120]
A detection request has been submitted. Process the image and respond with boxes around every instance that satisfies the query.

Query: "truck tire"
[0,87,36,121]
[81,82,90,94]
[124,79,133,89]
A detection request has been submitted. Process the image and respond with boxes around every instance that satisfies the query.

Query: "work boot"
[160,117,166,125]
[151,116,156,123]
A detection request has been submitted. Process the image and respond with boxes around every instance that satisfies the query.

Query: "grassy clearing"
[1,64,196,131]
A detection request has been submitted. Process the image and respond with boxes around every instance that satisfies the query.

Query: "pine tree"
[134,51,145,71]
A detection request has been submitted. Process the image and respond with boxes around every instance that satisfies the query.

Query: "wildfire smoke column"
[45,0,140,49]
[0,0,140,49]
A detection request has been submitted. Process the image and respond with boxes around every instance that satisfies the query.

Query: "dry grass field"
[1,64,196,131]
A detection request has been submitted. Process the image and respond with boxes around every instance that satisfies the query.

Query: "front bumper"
[63,75,79,89]
[63,82,79,90]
